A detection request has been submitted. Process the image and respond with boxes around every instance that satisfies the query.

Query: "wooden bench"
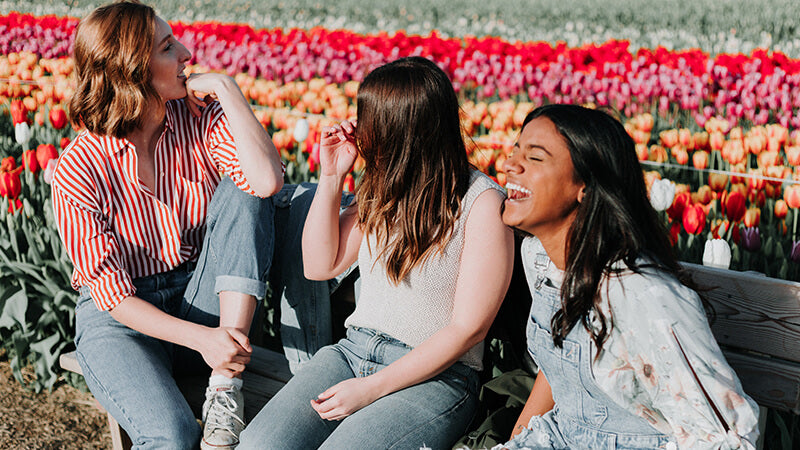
[59,263,800,449]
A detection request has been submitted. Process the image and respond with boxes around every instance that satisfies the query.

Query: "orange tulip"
[692,185,714,205]
[648,145,668,163]
[673,147,689,165]
[692,151,709,170]
[775,199,789,219]
[747,169,766,192]
[757,150,780,168]
[708,172,728,191]
[694,131,709,150]
[635,143,648,161]
[744,207,761,228]
[679,128,695,149]
[709,131,725,151]
[786,145,800,166]
[660,129,679,148]
[784,184,800,209]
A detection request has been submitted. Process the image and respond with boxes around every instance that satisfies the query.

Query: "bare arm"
[510,371,554,439]
[302,120,363,280]
[310,189,515,420]
[110,296,251,377]
[185,73,283,197]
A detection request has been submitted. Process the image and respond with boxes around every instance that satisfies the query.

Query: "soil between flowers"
[0,353,111,449]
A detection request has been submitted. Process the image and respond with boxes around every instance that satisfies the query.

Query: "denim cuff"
[215,275,267,299]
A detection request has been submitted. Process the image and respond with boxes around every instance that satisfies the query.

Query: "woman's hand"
[196,326,253,377]
[320,120,358,179]
[310,376,382,421]
[183,73,230,117]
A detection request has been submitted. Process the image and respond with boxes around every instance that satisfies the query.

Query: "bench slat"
[723,350,800,414]
[684,263,800,363]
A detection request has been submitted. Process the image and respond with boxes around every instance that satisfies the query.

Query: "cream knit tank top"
[344,170,505,370]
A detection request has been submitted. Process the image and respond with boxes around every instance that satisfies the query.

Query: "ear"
[577,185,586,204]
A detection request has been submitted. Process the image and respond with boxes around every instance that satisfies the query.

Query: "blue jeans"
[238,326,480,450]
[75,178,274,449]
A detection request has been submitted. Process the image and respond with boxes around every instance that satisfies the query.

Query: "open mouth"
[505,182,532,200]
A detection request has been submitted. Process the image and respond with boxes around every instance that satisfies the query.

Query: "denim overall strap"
[524,237,673,449]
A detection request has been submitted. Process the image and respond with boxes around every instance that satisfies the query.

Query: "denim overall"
[524,241,675,449]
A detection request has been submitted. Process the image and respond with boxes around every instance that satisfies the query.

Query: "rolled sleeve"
[203,101,259,196]
[52,178,135,311]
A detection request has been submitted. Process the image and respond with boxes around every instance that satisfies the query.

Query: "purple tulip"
[791,241,800,264]
[741,227,762,252]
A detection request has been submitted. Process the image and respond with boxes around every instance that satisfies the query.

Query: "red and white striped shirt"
[52,99,262,311]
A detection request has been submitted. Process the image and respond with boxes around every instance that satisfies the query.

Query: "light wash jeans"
[238,326,480,450]
[75,179,353,449]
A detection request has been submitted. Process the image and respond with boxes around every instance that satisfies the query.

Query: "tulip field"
[1,1,800,446]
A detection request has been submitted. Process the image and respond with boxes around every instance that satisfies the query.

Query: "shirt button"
[161,171,165,177]
[666,442,677,450]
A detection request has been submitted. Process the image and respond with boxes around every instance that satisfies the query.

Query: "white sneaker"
[201,384,245,450]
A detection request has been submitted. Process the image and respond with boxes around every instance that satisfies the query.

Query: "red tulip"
[682,204,707,235]
[60,136,72,150]
[667,191,691,221]
[1,156,16,172]
[0,167,23,198]
[49,105,67,130]
[36,143,59,170]
[9,99,28,125]
[22,149,39,173]
[725,190,746,222]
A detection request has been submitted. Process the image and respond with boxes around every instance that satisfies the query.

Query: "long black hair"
[524,105,684,353]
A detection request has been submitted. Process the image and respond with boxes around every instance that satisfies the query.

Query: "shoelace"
[204,388,245,433]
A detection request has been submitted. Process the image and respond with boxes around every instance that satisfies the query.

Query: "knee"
[131,416,200,449]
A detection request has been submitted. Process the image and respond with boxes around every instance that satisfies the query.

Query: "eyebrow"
[157,34,172,47]
[514,142,552,156]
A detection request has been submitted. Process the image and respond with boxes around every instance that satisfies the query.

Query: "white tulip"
[15,122,31,145]
[293,118,310,142]
[649,178,675,211]
[702,239,732,269]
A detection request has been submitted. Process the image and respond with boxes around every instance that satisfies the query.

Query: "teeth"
[506,182,531,195]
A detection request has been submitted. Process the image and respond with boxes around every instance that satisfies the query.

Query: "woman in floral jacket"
[498,104,759,449]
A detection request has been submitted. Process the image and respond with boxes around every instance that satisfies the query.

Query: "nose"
[178,41,191,62]
[502,149,522,174]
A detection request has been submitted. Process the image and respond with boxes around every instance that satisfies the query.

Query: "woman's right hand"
[196,326,252,377]
[320,120,358,179]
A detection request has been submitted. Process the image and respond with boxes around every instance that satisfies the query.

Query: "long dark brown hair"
[354,56,471,284]
[69,0,160,138]
[524,105,686,353]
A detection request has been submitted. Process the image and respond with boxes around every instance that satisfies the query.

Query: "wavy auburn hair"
[354,56,471,284]
[524,105,687,354]
[68,0,159,138]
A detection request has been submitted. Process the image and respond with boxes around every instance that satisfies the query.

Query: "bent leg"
[75,292,199,449]
[238,346,354,450]
[181,176,275,330]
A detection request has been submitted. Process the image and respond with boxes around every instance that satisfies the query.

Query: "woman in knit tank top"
[239,57,514,449]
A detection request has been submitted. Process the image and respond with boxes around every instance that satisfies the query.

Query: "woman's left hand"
[310,377,382,421]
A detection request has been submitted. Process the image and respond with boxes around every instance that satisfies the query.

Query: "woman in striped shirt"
[51,1,283,448]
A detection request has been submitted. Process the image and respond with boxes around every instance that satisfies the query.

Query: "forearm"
[302,174,348,279]
[109,295,207,351]
[511,371,554,439]
[366,322,485,398]
[213,78,283,197]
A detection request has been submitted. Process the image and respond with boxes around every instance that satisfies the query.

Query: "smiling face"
[149,16,191,102]
[502,116,585,242]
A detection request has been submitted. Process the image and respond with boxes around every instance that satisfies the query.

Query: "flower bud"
[740,227,762,252]
[649,178,675,211]
[14,122,31,145]
[702,239,731,269]
[293,118,310,142]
